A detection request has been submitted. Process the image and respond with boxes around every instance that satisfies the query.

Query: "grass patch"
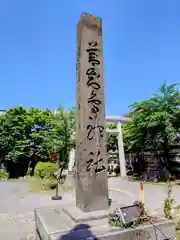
[0,177,73,195]
[28,178,73,195]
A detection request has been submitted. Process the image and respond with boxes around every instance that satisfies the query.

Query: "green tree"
[51,106,76,179]
[125,82,180,180]
[0,106,56,177]
[26,107,54,175]
[0,107,31,177]
[106,124,118,152]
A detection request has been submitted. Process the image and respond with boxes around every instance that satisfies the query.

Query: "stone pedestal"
[35,205,108,240]
[35,206,176,240]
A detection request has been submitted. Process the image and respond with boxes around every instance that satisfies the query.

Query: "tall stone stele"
[34,13,176,240]
[76,12,108,212]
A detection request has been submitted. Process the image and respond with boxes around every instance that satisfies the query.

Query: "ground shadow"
[59,224,97,240]
[60,199,111,239]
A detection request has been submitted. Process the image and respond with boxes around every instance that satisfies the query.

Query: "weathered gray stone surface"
[35,206,176,240]
[62,205,109,223]
[76,12,108,212]
[65,173,75,188]
[76,13,108,212]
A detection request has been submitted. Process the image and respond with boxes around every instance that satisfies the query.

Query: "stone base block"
[62,205,109,223]
[35,205,176,240]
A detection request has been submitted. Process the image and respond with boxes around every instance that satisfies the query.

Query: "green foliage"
[1,82,180,180]
[105,82,180,180]
[42,179,57,190]
[0,106,54,168]
[121,82,180,180]
[0,105,75,178]
[52,105,76,171]
[109,213,125,227]
[0,107,30,162]
[163,183,180,232]
[34,161,58,179]
[124,82,180,153]
[109,201,149,228]
[121,80,180,177]
[28,178,57,193]
[106,123,116,129]
[106,123,118,152]
[164,181,174,219]
[0,170,8,180]
[164,198,173,219]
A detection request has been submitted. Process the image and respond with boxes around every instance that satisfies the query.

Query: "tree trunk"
[30,155,38,176]
[58,165,66,184]
[163,137,170,180]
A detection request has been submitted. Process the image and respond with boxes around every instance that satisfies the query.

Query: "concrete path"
[0,181,74,239]
[0,179,180,239]
[109,178,180,215]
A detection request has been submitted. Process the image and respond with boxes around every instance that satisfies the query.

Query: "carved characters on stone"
[85,40,106,175]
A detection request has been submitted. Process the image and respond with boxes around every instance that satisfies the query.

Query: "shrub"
[127,170,134,176]
[42,179,57,190]
[0,170,8,180]
[34,162,58,179]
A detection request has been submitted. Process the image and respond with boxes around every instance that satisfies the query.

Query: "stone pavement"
[0,179,180,239]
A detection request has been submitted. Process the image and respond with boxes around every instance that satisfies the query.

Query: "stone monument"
[75,12,108,212]
[34,13,176,240]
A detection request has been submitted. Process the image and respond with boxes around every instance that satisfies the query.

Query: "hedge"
[0,170,8,180]
[34,162,58,179]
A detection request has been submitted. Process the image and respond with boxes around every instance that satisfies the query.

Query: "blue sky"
[0,0,180,116]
